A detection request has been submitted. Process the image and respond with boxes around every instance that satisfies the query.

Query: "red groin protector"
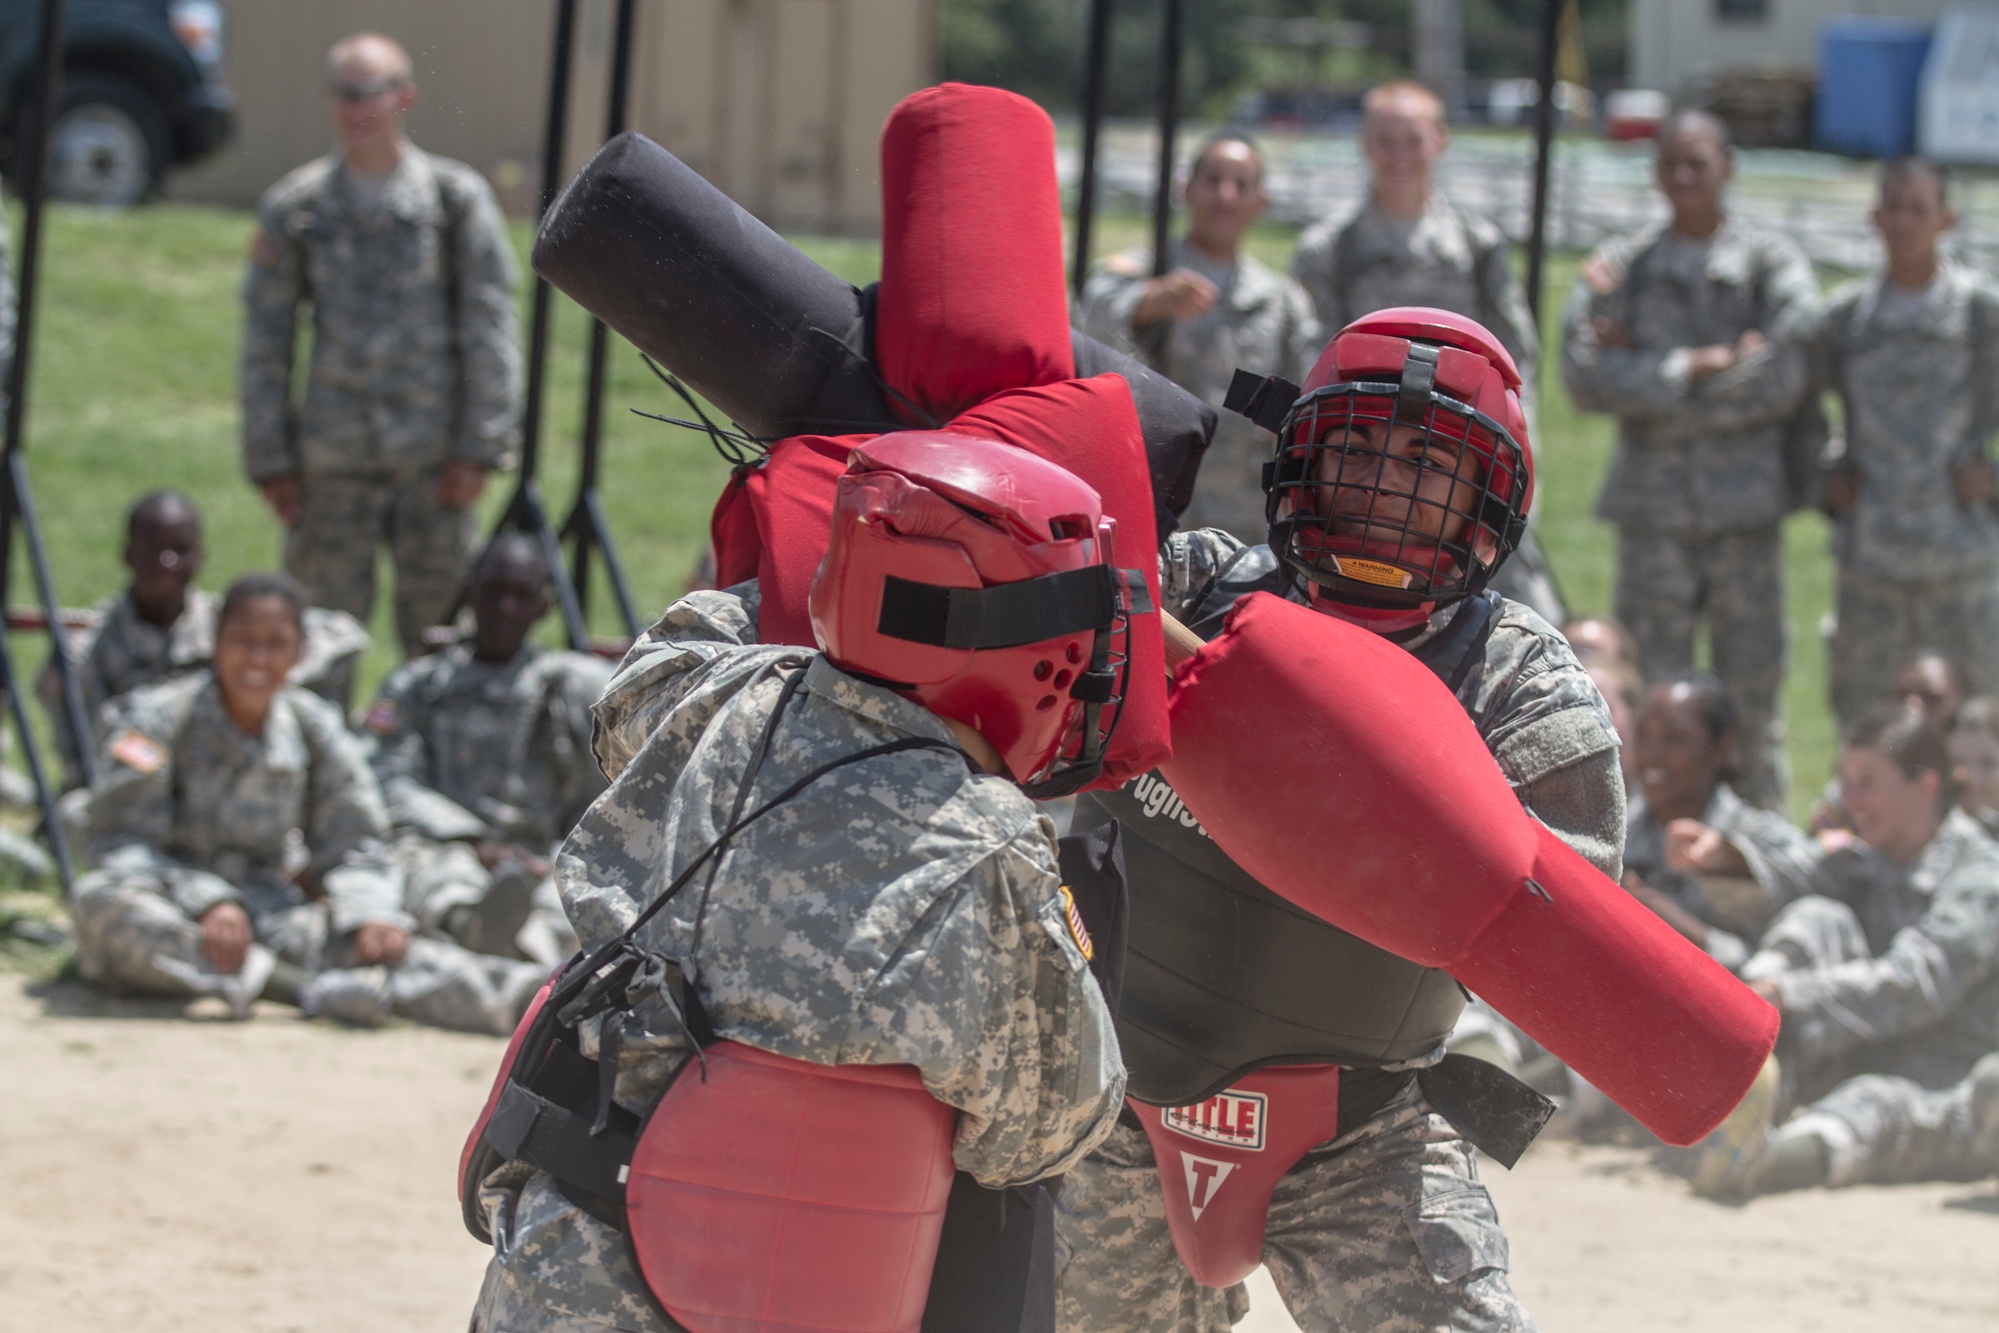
[1127,1066,1343,1289]
[459,966,561,1237]
[876,83,1074,422]
[1159,594,1779,1146]
[626,1041,958,1333]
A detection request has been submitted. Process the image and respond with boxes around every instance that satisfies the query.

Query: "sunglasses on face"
[327,78,407,104]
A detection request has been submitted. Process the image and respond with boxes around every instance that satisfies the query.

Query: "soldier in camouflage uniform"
[470,440,1124,1331]
[1621,671,1816,973]
[241,33,521,656]
[363,535,610,965]
[1562,110,1819,810]
[36,491,369,789]
[1694,707,1999,1195]
[68,574,545,1034]
[1075,133,1320,539]
[1810,159,1999,726]
[1057,313,1621,1333]
[1290,80,1562,624]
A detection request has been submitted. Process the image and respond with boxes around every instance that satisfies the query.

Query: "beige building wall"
[1628,0,1952,96]
[170,0,935,232]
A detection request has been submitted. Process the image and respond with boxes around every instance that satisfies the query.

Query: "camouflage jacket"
[239,146,522,482]
[555,586,1124,1184]
[1809,262,1999,580]
[362,642,612,849]
[1561,219,1819,533]
[1290,192,1539,388]
[82,672,403,934]
[1158,529,1626,879]
[35,588,370,786]
[1780,808,1999,1073]
[1624,782,1816,969]
[1075,240,1321,540]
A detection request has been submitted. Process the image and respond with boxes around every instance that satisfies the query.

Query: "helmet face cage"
[1265,380,1530,610]
[1020,561,1132,799]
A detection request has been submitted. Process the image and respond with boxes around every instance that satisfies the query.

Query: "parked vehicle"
[0,0,234,206]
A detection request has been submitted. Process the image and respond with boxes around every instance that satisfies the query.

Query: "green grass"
[11,202,1839,819]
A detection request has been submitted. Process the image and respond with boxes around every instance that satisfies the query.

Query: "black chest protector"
[1077,545,1502,1107]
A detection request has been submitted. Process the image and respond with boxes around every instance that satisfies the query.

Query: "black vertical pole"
[497,0,590,650]
[0,0,80,888]
[1071,0,1113,296]
[519,0,579,487]
[1150,0,1183,278]
[564,0,641,637]
[1524,0,1561,331]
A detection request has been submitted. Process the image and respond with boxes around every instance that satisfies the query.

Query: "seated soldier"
[67,573,545,1034]
[38,491,370,789]
[1696,707,1999,1195]
[1950,697,1999,836]
[362,534,611,965]
[1622,671,1816,972]
[1811,648,1972,836]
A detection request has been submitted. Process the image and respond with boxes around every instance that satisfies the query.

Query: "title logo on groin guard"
[1163,1089,1267,1151]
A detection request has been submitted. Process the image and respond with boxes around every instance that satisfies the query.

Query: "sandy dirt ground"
[3,974,1996,1333]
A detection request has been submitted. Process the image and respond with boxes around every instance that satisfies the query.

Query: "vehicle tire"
[39,72,173,207]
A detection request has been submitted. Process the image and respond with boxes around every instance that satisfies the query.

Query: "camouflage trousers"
[285,467,479,658]
[1616,524,1788,810]
[1772,1053,1999,1188]
[1055,1086,1534,1333]
[1829,566,1999,726]
[471,1170,675,1332]
[1745,895,1992,1108]
[392,833,577,968]
[69,869,544,1035]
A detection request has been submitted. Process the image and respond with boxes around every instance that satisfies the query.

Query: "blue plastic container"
[1815,17,1934,158]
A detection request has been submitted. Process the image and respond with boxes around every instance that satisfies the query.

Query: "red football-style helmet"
[1265,307,1534,611]
[809,432,1135,797]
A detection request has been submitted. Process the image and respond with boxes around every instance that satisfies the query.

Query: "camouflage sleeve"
[1474,230,1539,386]
[239,200,305,483]
[1075,259,1151,357]
[1775,859,1999,1059]
[1967,279,1999,463]
[844,822,1125,1186]
[1716,804,1818,918]
[1518,747,1625,880]
[593,587,790,781]
[1156,527,1249,621]
[363,665,485,843]
[1289,220,1343,332]
[1558,253,1687,424]
[1283,278,1325,383]
[82,693,240,918]
[297,694,407,934]
[447,172,523,469]
[1678,336,1808,435]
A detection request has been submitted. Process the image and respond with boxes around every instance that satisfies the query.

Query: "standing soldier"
[1812,158,1999,726]
[1290,79,1561,623]
[1562,109,1818,809]
[362,534,611,966]
[1076,133,1320,540]
[241,32,522,657]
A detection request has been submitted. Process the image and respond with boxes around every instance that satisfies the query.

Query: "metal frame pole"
[561,0,641,637]
[0,0,80,889]
[495,0,591,650]
[1070,0,1113,296]
[1524,0,1562,332]
[1149,0,1183,278]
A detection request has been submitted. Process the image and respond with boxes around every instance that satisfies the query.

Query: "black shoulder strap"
[1183,544,1285,639]
[1412,592,1503,697]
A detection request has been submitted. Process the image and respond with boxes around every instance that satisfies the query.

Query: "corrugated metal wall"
[169,0,934,232]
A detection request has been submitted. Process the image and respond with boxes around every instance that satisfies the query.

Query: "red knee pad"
[1159,593,1778,1146]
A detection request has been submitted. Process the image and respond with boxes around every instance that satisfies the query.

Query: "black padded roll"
[532,132,897,441]
[533,132,1216,528]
